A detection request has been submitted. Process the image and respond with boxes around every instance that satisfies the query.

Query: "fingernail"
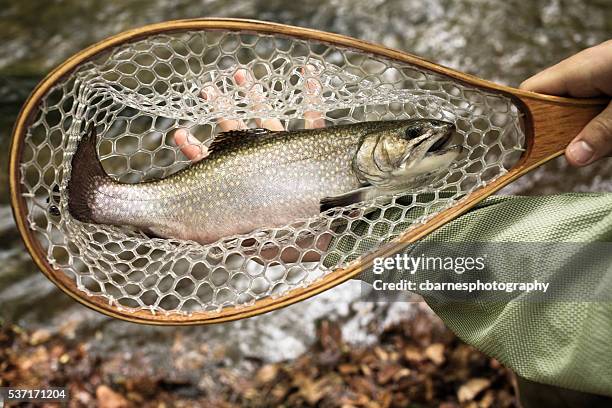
[174,128,187,142]
[567,140,595,165]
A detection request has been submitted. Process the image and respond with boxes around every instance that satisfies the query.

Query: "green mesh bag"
[357,193,612,397]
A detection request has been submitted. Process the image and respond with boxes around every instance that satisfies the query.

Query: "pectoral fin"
[143,225,175,240]
[320,186,381,212]
[319,184,414,212]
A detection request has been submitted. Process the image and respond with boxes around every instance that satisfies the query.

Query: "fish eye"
[404,126,422,139]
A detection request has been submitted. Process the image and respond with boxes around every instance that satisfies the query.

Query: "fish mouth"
[402,122,462,164]
[422,124,463,157]
[392,123,463,184]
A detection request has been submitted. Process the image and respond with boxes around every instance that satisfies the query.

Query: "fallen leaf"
[424,343,445,365]
[0,307,518,407]
[256,364,278,384]
[479,390,495,408]
[392,368,411,381]
[403,346,424,363]
[302,378,327,405]
[317,319,343,351]
[376,365,400,385]
[458,378,491,402]
[29,329,51,345]
[96,385,131,408]
[338,363,359,374]
[374,346,389,361]
[58,319,80,339]
[360,364,373,377]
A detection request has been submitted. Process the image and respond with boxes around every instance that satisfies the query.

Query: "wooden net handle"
[519,94,609,170]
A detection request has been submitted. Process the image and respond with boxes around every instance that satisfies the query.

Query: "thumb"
[565,101,612,167]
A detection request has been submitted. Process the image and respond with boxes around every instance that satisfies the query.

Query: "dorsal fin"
[208,128,282,153]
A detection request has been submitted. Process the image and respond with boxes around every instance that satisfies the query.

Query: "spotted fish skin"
[68,120,459,244]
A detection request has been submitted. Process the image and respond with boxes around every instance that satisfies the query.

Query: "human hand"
[173,67,326,162]
[520,40,612,167]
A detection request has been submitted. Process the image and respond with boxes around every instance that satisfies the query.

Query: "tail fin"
[67,125,110,222]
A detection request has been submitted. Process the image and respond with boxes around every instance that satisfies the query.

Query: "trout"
[68,120,462,244]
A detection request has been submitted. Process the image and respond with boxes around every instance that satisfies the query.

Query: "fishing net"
[19,29,525,316]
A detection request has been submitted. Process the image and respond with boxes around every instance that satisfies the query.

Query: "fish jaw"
[396,122,463,179]
[392,144,462,181]
[398,121,454,164]
[353,120,462,189]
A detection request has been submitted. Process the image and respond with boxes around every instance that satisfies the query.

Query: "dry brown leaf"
[458,378,491,402]
[29,329,51,345]
[340,393,370,406]
[360,364,373,377]
[255,364,278,384]
[318,319,343,351]
[348,376,377,398]
[378,389,393,408]
[0,308,517,407]
[271,384,289,401]
[374,346,389,361]
[339,363,359,374]
[403,346,424,363]
[479,390,495,408]
[376,365,400,385]
[96,385,131,408]
[392,368,411,381]
[424,376,434,401]
[424,343,445,365]
[294,374,327,405]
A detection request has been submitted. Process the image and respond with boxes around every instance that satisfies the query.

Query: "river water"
[1,0,611,374]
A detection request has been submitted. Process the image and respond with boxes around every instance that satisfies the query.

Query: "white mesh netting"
[19,29,525,315]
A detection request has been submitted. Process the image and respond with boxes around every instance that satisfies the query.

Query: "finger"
[173,128,208,162]
[301,65,326,129]
[565,101,612,166]
[520,40,612,97]
[201,84,247,132]
[234,69,285,131]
